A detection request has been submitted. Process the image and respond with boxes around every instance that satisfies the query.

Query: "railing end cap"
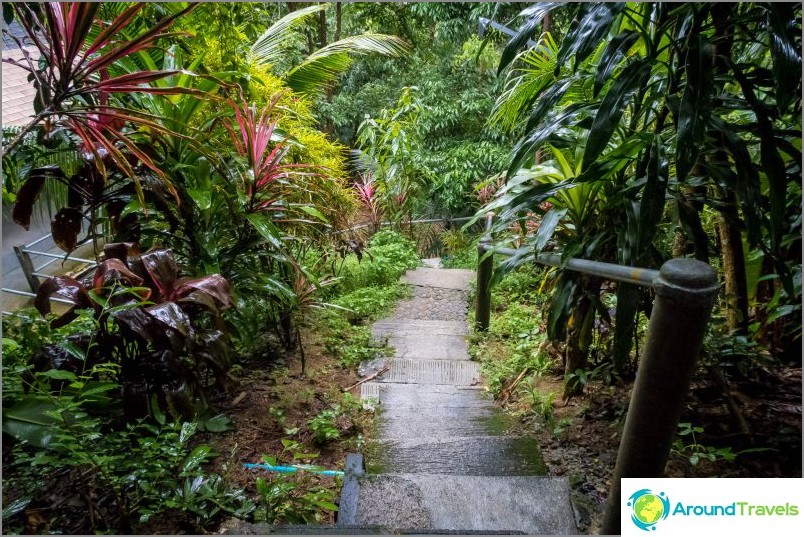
[656,258,719,295]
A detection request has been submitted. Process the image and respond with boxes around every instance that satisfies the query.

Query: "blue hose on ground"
[243,462,344,477]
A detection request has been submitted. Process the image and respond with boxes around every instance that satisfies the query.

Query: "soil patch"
[499,364,802,534]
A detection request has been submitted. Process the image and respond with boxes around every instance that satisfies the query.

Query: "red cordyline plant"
[226,94,315,213]
[2,2,204,198]
[353,173,382,230]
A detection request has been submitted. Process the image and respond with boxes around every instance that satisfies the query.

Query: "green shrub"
[333,284,410,323]
[336,230,419,291]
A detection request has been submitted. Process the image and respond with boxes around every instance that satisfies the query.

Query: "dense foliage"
[1,2,800,534]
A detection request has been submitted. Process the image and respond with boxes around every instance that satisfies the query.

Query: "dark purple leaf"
[146,302,193,339]
[92,258,147,296]
[12,167,65,230]
[51,207,83,252]
[114,306,187,352]
[103,242,139,264]
[34,275,93,328]
[34,276,90,315]
[140,248,179,298]
[172,274,232,310]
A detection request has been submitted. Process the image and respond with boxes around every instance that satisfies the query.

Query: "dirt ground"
[502,363,802,534]
[4,322,799,534]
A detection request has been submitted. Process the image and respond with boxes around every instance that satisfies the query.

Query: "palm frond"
[284,34,408,96]
[250,4,326,66]
[490,33,559,132]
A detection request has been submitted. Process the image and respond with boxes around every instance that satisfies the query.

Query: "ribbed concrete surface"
[349,265,575,534]
[380,359,480,385]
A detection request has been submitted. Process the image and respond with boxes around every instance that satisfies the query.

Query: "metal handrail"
[474,212,719,536]
[479,244,660,287]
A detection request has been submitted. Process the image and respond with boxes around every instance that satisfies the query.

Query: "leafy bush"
[6,245,234,430]
[308,408,342,443]
[471,266,551,396]
[440,229,479,269]
[333,284,410,323]
[336,230,419,291]
[3,419,252,533]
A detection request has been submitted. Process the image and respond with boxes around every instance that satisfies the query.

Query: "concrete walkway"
[340,266,577,534]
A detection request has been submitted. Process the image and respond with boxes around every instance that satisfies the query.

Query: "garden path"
[339,265,577,534]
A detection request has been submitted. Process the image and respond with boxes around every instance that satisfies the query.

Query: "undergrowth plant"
[253,440,339,524]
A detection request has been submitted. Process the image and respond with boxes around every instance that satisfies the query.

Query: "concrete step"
[341,472,576,535]
[378,359,481,385]
[372,319,469,337]
[363,383,504,440]
[372,320,470,361]
[400,267,474,291]
[368,436,547,476]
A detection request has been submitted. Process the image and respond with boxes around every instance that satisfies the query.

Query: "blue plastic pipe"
[243,462,344,477]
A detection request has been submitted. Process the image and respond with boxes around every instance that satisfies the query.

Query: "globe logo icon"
[628,489,670,531]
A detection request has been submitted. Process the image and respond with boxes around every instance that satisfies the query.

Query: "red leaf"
[34,275,94,329]
[12,172,47,230]
[51,207,83,252]
[140,249,179,299]
[92,259,146,295]
[84,3,145,57]
[146,302,193,338]
[171,274,232,311]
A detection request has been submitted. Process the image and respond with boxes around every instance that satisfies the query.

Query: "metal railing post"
[602,258,719,535]
[475,213,494,332]
[13,246,40,293]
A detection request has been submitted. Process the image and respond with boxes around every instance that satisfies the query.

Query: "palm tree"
[249,4,408,98]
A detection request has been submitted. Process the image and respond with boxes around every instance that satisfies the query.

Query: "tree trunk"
[334,2,342,42]
[542,13,553,34]
[318,8,327,48]
[717,188,749,334]
[564,296,592,399]
[672,229,687,257]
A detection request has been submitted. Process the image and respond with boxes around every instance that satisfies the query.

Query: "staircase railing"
[474,212,720,535]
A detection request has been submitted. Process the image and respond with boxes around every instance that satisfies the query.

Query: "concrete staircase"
[337,266,577,534]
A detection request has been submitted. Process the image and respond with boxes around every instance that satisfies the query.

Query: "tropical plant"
[2,2,201,191]
[249,4,408,98]
[7,243,234,430]
[487,2,802,383]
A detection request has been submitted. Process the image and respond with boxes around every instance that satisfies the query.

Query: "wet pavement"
[346,265,577,534]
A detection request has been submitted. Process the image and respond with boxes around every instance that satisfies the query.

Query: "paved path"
[341,266,577,534]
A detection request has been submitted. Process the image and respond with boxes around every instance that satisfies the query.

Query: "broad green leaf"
[37,369,78,382]
[187,188,211,210]
[2,338,20,352]
[532,207,567,253]
[179,421,198,444]
[297,205,329,223]
[676,35,714,183]
[594,30,639,97]
[582,59,650,170]
[182,445,212,472]
[246,212,283,249]
[1,397,61,448]
[150,393,166,425]
[199,413,231,432]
